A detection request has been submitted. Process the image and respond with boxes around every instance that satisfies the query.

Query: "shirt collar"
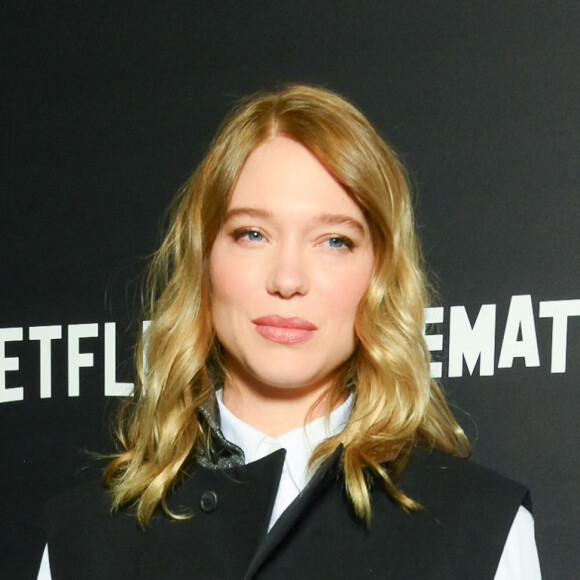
[216,391,352,491]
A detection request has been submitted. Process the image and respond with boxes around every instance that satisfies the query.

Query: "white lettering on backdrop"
[424,295,580,378]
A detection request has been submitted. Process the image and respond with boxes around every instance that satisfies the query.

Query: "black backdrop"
[2,2,579,578]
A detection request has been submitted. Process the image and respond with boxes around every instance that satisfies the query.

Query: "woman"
[39,85,540,579]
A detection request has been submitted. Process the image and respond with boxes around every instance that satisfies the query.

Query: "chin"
[247,366,332,395]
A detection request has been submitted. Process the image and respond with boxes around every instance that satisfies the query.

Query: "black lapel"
[243,445,344,580]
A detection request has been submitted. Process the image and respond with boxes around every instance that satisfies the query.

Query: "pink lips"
[252,315,317,345]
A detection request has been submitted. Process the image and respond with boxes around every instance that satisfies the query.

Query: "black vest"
[44,448,529,579]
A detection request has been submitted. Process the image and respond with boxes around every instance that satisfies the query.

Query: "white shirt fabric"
[37,394,541,579]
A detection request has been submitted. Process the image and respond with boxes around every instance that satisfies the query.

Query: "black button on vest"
[200,490,218,512]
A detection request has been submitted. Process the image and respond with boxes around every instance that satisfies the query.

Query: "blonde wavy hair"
[104,84,470,526]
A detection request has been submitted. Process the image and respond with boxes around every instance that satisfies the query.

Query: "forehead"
[228,136,366,222]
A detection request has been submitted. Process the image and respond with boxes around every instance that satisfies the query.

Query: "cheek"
[209,259,237,351]
[209,246,259,329]
[210,244,240,301]
[209,250,234,326]
[209,261,229,301]
[210,236,263,291]
[325,266,373,324]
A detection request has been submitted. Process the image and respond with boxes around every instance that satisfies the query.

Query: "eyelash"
[232,228,265,242]
[323,236,355,250]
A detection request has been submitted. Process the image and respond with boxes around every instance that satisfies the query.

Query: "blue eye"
[326,236,354,250]
[246,231,263,241]
[234,229,264,242]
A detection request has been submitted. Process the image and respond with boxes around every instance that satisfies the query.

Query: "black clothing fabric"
[44,445,529,579]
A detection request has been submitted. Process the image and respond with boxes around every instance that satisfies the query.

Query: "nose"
[266,244,309,298]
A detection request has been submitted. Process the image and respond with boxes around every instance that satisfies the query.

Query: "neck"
[221,377,330,438]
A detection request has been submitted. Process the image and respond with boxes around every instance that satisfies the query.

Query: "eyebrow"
[223,207,367,236]
[317,213,367,236]
[223,207,272,222]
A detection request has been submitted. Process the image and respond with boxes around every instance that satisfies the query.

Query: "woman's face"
[210,136,374,401]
